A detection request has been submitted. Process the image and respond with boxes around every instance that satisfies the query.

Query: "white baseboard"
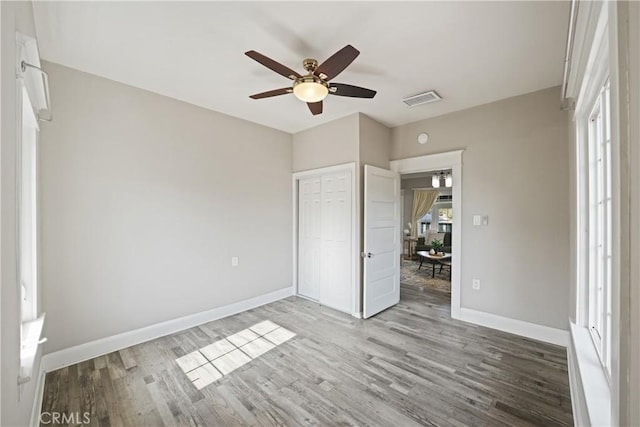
[29,362,47,427]
[458,308,569,347]
[41,286,294,373]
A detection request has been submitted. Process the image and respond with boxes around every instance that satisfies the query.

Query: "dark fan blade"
[249,87,292,99]
[314,45,360,81]
[330,83,376,98]
[307,101,323,115]
[245,50,302,80]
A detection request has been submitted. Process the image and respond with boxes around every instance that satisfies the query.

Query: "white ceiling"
[32,1,569,134]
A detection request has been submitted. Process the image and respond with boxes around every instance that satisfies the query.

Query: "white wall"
[1,2,42,425]
[392,86,570,330]
[40,62,293,353]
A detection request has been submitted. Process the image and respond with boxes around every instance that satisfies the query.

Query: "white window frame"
[19,83,39,324]
[570,5,624,425]
[568,2,631,425]
[573,0,613,371]
[586,79,613,377]
[16,32,46,385]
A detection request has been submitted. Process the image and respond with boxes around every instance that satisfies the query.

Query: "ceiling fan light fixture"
[293,77,329,103]
[246,45,374,115]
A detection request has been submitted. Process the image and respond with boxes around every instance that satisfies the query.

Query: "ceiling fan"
[245,45,377,116]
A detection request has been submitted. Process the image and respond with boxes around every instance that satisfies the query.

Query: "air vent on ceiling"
[402,90,442,107]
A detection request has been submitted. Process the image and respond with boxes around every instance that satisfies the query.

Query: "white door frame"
[390,150,464,319]
[292,162,359,317]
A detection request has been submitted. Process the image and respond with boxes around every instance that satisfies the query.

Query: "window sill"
[569,322,611,426]
[19,313,46,384]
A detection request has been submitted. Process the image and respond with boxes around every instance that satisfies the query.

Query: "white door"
[319,172,352,312]
[363,165,401,318]
[298,177,321,300]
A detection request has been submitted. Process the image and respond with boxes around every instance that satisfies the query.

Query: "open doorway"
[400,170,454,297]
[390,151,463,319]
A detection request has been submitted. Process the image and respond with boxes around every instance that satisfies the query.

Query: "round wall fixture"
[417,132,429,144]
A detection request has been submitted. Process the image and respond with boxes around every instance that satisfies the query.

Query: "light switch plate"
[473,215,482,226]
[231,257,239,267]
[482,215,489,226]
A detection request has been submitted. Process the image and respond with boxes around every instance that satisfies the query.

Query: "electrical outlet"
[472,279,481,290]
[231,256,239,267]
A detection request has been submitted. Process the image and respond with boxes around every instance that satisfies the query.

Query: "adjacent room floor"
[401,257,452,295]
[41,285,573,426]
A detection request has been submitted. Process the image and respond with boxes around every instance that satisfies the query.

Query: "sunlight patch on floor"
[176,320,295,389]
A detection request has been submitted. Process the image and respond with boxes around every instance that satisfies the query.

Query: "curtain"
[410,189,439,238]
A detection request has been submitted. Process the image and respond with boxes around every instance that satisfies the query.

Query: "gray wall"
[357,113,392,308]
[292,113,359,172]
[629,3,640,421]
[358,113,391,170]
[40,62,293,353]
[1,2,42,425]
[392,86,570,330]
[628,3,640,421]
[292,113,392,312]
[291,112,390,172]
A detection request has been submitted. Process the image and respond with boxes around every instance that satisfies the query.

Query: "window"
[18,79,44,384]
[586,79,612,376]
[438,208,453,232]
[439,208,453,221]
[419,212,431,235]
[570,2,616,423]
[20,85,39,323]
[15,31,49,384]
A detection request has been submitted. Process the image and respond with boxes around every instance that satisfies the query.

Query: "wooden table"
[403,237,417,259]
[416,251,452,278]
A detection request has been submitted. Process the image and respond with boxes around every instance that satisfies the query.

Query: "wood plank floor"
[41,285,573,426]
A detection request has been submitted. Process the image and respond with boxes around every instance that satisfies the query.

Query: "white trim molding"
[41,286,294,373]
[390,150,463,319]
[568,322,612,426]
[459,308,569,347]
[568,335,589,427]
[29,362,47,427]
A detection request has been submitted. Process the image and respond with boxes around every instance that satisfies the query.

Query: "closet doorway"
[293,163,357,316]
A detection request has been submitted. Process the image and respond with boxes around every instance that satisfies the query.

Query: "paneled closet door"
[319,172,352,313]
[298,177,321,300]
